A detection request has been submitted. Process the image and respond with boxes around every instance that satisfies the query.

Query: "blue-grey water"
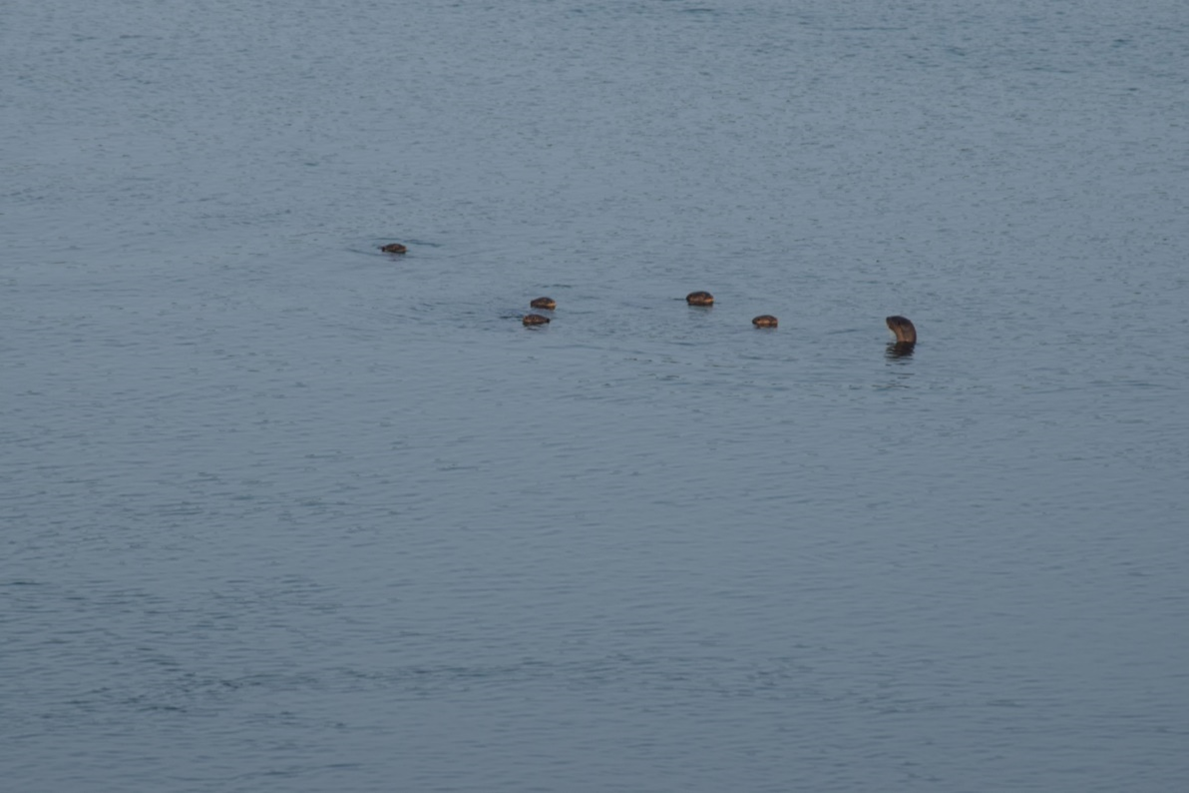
[3,1,1187,791]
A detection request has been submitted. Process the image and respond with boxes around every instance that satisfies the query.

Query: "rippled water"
[3,1,1187,791]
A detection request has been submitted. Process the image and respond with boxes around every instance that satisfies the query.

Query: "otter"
[522,314,551,326]
[379,243,408,254]
[752,315,778,328]
[885,315,917,344]
[530,297,557,310]
[686,291,714,306]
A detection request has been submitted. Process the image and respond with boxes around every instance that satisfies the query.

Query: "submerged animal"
[686,291,715,306]
[885,315,917,344]
[530,297,557,310]
[379,243,408,254]
[522,314,551,326]
[752,315,778,328]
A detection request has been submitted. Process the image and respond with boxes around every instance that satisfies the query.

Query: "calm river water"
[3,1,1187,791]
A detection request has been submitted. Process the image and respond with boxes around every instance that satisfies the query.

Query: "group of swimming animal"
[380,243,917,347]
[524,292,916,345]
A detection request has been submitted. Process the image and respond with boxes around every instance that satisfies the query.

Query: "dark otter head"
[522,313,551,326]
[885,315,917,344]
[530,297,556,310]
[379,243,408,254]
[686,291,714,306]
[752,315,778,328]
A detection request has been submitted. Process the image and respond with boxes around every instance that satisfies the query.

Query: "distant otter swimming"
[885,315,917,344]
[522,314,550,326]
[530,297,556,310]
[379,243,408,254]
[686,291,714,306]
[752,315,778,328]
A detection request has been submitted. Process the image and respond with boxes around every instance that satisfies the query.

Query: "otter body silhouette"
[885,315,917,344]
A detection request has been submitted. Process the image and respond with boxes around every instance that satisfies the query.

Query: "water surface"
[3,1,1187,791]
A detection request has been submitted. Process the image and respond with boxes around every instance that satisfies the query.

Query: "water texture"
[2,1,1187,791]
